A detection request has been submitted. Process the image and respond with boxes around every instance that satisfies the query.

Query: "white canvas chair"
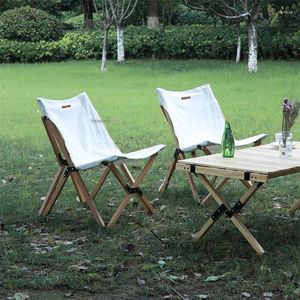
[157,83,268,203]
[37,92,165,227]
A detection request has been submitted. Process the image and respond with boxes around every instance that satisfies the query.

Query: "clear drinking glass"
[279,132,293,156]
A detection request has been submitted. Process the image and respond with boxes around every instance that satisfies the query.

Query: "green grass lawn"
[0,59,300,299]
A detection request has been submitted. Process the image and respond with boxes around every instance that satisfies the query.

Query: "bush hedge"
[64,13,102,31]
[0,25,299,63]
[0,6,63,42]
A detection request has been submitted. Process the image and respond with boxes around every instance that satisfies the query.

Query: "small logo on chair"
[181,96,191,100]
[62,104,71,109]
[91,119,102,123]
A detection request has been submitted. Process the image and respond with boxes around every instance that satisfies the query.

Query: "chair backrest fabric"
[38,93,122,169]
[157,84,225,151]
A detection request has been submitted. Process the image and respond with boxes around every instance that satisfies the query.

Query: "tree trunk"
[83,0,93,30]
[147,0,159,28]
[247,20,258,73]
[147,16,159,28]
[101,25,109,71]
[116,24,125,63]
[236,23,241,63]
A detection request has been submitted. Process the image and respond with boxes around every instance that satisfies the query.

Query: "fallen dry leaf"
[137,277,145,285]
[196,294,208,299]
[204,274,225,282]
[242,292,251,298]
[12,292,30,300]
[263,292,273,297]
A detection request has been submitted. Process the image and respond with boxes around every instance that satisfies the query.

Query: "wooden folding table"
[176,143,300,255]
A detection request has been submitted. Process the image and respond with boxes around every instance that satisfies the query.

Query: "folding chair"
[37,92,165,227]
[156,84,268,203]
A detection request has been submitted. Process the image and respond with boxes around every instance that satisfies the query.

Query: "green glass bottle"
[222,121,235,158]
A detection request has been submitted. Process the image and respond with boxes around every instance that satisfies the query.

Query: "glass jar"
[279,132,293,156]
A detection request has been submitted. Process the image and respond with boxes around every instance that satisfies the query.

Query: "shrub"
[64,13,102,31]
[172,4,213,25]
[0,25,299,63]
[0,6,63,42]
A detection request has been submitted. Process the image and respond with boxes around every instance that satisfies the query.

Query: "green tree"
[183,0,262,73]
[82,0,94,30]
[147,0,159,28]
[109,0,137,63]
[93,0,114,71]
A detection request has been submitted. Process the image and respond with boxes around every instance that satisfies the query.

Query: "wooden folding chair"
[38,93,165,226]
[156,84,268,203]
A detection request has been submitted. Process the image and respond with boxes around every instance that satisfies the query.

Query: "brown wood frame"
[176,143,300,255]
[193,174,265,255]
[39,117,156,226]
[159,105,261,204]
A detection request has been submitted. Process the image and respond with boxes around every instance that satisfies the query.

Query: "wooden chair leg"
[178,153,200,203]
[158,157,177,193]
[39,166,68,216]
[137,194,155,214]
[107,155,158,226]
[71,172,105,226]
[71,175,86,204]
[290,199,300,215]
[107,194,131,227]
[120,164,135,185]
[91,166,111,199]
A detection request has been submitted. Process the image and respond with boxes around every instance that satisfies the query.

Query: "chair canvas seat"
[157,84,267,152]
[156,83,268,203]
[37,92,165,226]
[38,93,164,170]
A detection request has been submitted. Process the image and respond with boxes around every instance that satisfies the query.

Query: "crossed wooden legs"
[39,166,105,226]
[39,155,157,226]
[158,150,200,202]
[159,148,227,204]
[193,174,265,255]
[106,155,156,227]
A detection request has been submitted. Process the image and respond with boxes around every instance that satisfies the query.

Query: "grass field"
[0,59,300,299]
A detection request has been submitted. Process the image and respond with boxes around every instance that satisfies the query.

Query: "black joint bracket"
[58,153,68,166]
[63,167,77,177]
[244,171,251,181]
[226,201,245,218]
[190,165,196,173]
[125,184,143,195]
[174,148,183,158]
[211,204,227,221]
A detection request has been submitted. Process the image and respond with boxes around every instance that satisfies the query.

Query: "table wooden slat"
[177,142,300,180]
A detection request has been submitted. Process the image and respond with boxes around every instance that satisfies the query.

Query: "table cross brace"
[193,174,265,255]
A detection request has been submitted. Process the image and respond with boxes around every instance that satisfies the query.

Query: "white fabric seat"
[157,84,267,152]
[156,83,268,202]
[37,92,165,226]
[38,93,165,170]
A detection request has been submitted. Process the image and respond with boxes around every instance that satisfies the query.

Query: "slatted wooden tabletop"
[176,142,300,182]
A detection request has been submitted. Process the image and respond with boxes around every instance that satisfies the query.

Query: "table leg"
[194,174,265,255]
